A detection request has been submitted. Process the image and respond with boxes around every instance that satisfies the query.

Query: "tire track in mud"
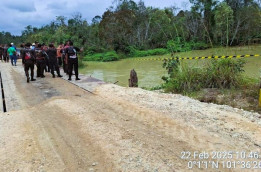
[48,96,238,171]
[25,105,114,171]
[88,95,235,151]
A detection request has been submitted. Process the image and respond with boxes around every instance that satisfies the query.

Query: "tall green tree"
[190,0,218,46]
[214,2,234,46]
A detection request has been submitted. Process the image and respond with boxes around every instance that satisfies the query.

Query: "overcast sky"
[0,0,191,36]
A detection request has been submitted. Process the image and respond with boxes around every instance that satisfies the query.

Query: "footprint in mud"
[32,80,60,98]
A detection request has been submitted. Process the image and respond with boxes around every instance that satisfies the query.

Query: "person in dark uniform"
[61,41,69,74]
[65,41,81,81]
[19,43,25,57]
[46,44,62,78]
[0,44,3,61]
[42,43,50,72]
[3,44,8,63]
[35,44,46,78]
[22,43,36,83]
[19,43,25,75]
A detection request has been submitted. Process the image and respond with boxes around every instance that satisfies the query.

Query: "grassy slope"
[152,45,261,113]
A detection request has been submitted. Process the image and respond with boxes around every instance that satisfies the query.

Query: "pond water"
[80,58,167,87]
[80,45,261,87]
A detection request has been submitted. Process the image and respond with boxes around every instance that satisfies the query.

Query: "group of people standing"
[0,40,81,83]
[0,43,17,65]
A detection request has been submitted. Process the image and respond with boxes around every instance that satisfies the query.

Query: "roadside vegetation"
[159,58,261,112]
[162,58,247,93]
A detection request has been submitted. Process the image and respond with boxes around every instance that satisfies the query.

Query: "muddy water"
[80,45,261,87]
[80,59,167,88]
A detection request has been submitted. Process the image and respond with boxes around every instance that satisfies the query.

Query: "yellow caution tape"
[133,54,260,61]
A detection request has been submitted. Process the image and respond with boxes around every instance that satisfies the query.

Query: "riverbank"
[146,79,261,114]
[79,45,261,112]
[188,83,261,113]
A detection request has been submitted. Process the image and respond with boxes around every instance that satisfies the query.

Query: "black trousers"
[50,59,61,76]
[45,58,50,72]
[24,61,34,79]
[57,57,62,66]
[62,56,68,74]
[3,55,8,62]
[36,59,46,77]
[68,58,78,78]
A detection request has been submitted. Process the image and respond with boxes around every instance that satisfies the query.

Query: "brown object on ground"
[128,69,138,87]
[1,61,261,171]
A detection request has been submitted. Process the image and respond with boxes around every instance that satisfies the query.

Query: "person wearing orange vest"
[57,43,63,67]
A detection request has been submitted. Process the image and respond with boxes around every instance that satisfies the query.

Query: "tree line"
[1,0,260,58]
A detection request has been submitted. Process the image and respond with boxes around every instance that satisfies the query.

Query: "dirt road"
[1,62,261,171]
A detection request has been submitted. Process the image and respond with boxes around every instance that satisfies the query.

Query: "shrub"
[167,39,183,53]
[147,49,169,56]
[83,51,119,62]
[102,51,119,62]
[205,59,246,88]
[163,62,205,93]
[192,41,209,50]
[162,58,246,93]
[83,53,103,61]
[167,39,209,53]
[125,46,137,56]
[127,46,169,57]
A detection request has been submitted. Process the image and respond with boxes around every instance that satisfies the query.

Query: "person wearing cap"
[31,43,36,50]
[10,43,17,65]
[11,43,16,50]
[7,44,17,66]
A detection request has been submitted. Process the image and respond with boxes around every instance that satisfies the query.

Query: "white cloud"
[0,0,190,35]
[2,0,36,12]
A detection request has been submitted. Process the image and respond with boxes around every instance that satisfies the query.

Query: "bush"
[205,59,246,88]
[147,49,169,56]
[83,51,119,62]
[103,51,119,62]
[83,46,106,56]
[83,53,103,61]
[167,38,209,53]
[192,41,209,50]
[162,58,246,93]
[127,46,169,57]
[163,64,205,93]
